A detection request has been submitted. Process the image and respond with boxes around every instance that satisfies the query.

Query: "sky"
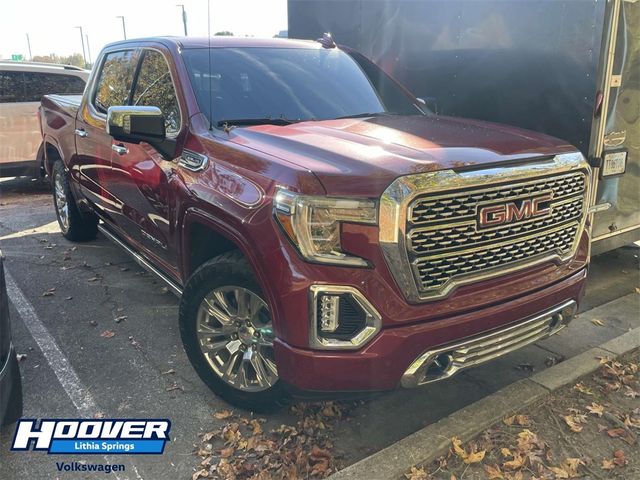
[0,0,288,61]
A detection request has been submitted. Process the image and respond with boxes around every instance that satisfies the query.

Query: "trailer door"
[590,0,640,253]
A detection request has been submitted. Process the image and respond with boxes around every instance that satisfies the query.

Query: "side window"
[94,50,139,113]
[132,50,181,135]
[23,73,87,102]
[0,71,25,103]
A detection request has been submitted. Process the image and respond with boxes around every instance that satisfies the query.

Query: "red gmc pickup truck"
[39,36,591,411]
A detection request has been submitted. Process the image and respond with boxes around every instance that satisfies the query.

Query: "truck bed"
[41,94,82,118]
[39,94,83,177]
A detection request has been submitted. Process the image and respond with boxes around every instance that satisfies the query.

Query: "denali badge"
[478,194,552,229]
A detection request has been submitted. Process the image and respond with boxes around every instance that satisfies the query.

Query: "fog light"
[310,285,382,349]
[319,295,340,332]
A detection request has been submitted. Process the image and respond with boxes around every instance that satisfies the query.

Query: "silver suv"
[0,62,89,178]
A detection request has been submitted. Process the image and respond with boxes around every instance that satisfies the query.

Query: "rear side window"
[94,50,139,113]
[132,50,181,135]
[23,72,86,102]
[0,71,25,103]
[0,71,85,103]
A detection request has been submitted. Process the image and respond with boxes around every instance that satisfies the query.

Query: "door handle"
[111,144,129,155]
[74,128,88,138]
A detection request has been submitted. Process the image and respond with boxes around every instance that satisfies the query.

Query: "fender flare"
[179,207,282,326]
[41,134,65,176]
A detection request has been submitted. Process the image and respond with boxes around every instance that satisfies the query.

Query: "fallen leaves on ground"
[100,330,115,338]
[451,437,485,464]
[213,410,233,420]
[195,401,352,479]
[410,351,639,479]
[585,402,604,417]
[42,287,56,297]
[563,412,587,433]
[483,463,503,479]
[573,382,593,395]
[404,466,429,480]
[503,415,530,427]
[590,319,605,326]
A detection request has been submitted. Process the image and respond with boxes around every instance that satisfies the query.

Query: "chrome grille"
[409,196,583,255]
[406,171,587,296]
[415,224,578,290]
[409,173,585,225]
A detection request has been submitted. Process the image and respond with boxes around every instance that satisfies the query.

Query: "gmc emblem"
[478,194,552,228]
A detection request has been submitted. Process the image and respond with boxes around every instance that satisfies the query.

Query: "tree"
[32,53,86,68]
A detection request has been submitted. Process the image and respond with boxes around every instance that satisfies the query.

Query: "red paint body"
[39,37,589,393]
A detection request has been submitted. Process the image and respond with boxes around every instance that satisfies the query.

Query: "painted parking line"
[5,269,142,480]
[5,270,98,417]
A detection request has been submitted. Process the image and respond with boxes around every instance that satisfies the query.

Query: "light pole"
[176,4,188,36]
[25,34,32,61]
[116,16,127,40]
[85,34,92,66]
[75,26,87,68]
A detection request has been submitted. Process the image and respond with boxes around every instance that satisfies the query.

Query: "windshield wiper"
[216,117,298,128]
[333,112,396,120]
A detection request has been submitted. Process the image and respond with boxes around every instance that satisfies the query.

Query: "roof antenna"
[207,0,213,130]
[316,32,336,49]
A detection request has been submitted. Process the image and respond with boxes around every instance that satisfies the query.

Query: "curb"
[329,297,640,480]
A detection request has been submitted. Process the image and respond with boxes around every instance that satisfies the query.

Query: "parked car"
[0,62,89,178]
[0,252,23,426]
[39,37,590,411]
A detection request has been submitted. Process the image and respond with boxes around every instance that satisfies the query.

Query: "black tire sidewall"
[179,254,288,412]
[52,160,97,242]
[51,162,71,235]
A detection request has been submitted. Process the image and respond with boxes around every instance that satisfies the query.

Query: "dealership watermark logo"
[11,419,171,454]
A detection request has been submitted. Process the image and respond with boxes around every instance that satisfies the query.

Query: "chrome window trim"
[309,285,381,350]
[379,152,592,303]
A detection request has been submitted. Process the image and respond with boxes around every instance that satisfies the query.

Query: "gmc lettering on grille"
[478,194,553,228]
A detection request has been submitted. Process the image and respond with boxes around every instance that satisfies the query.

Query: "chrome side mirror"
[106,106,176,159]
[106,106,166,142]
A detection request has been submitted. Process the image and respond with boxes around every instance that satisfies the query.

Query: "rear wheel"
[179,251,288,412]
[52,160,98,242]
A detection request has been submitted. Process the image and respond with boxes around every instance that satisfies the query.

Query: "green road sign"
[11,54,24,61]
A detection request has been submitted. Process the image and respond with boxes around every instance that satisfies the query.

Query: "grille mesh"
[409,173,585,225]
[407,172,586,293]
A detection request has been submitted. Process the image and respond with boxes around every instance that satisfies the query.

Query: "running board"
[98,224,183,297]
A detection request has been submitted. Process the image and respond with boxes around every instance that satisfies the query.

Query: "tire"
[179,251,289,412]
[52,160,98,242]
[1,354,23,426]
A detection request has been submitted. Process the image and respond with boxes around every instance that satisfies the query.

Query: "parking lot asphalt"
[0,177,638,479]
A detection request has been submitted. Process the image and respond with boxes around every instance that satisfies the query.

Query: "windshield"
[182,47,421,127]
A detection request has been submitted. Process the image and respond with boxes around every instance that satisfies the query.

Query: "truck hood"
[228,115,577,196]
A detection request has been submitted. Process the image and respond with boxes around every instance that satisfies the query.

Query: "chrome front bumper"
[401,300,577,388]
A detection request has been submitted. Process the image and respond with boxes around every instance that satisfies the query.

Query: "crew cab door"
[74,49,139,217]
[104,48,184,278]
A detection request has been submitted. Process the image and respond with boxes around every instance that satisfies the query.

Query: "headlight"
[274,189,377,267]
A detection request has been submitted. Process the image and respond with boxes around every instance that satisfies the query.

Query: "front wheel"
[179,251,288,412]
[52,160,98,242]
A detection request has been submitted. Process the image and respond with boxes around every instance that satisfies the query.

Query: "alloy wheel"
[54,172,69,232]
[196,286,278,392]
